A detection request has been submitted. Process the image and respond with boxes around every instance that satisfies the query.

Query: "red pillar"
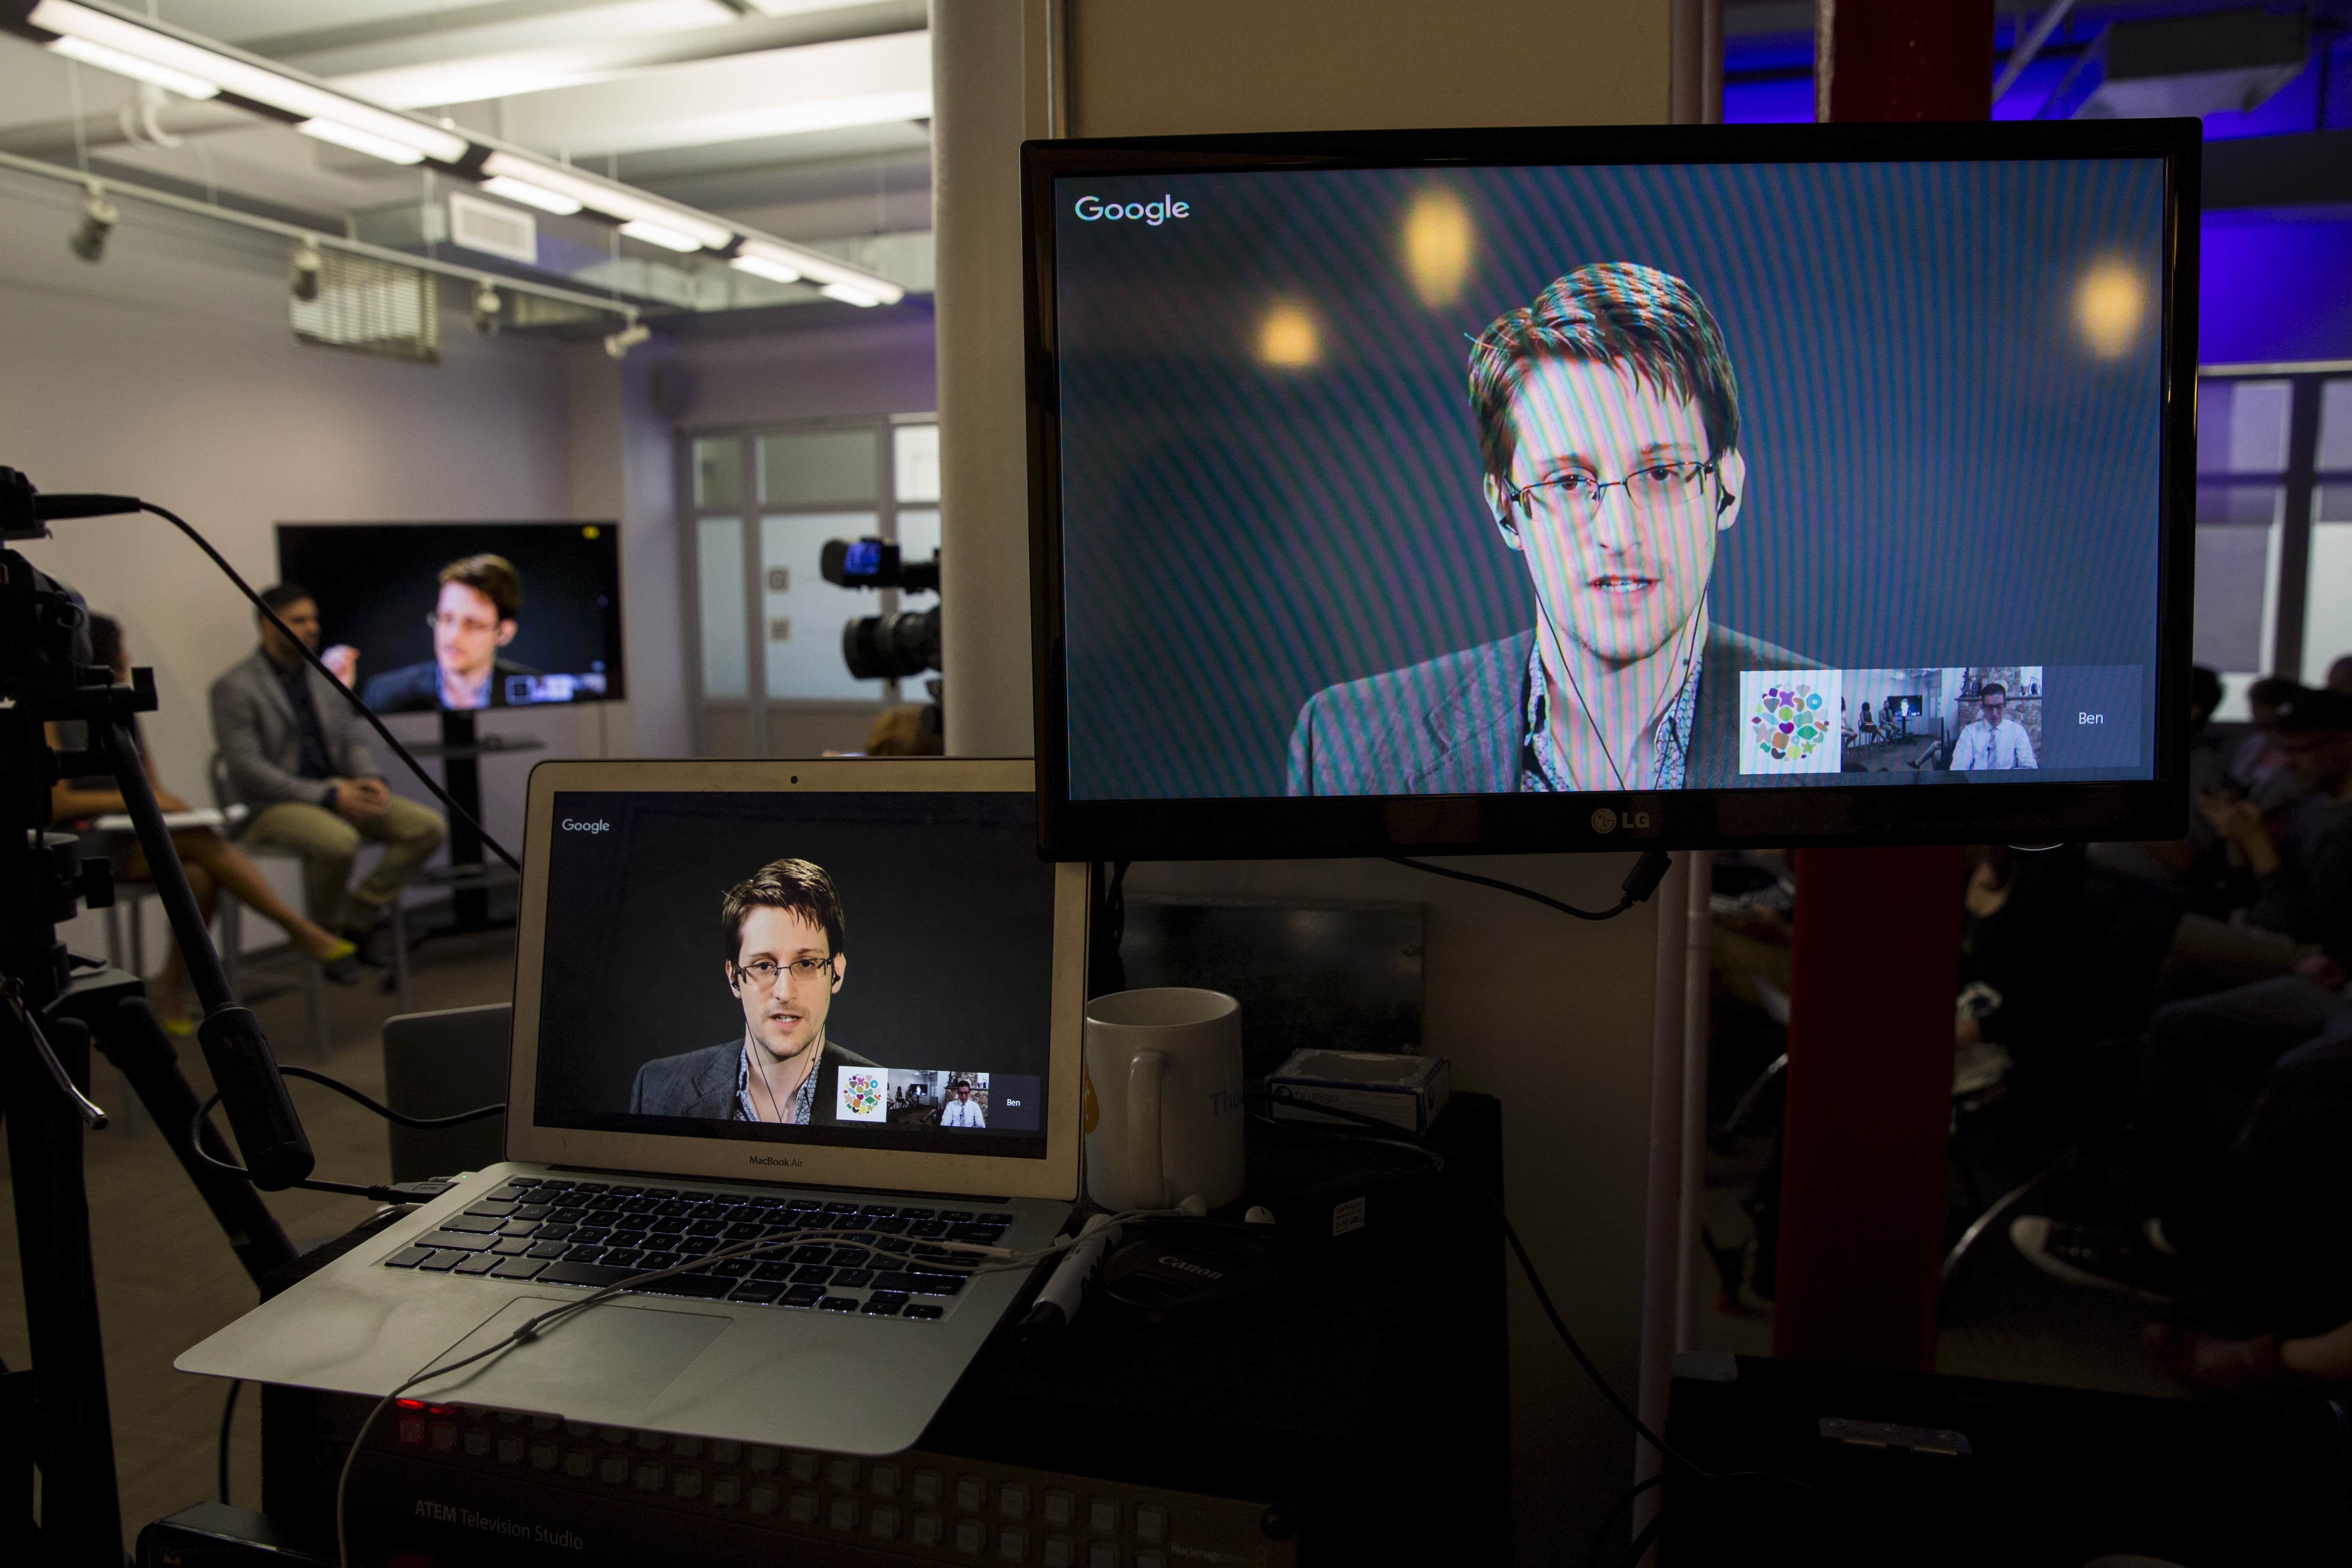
[1770,0,1991,1373]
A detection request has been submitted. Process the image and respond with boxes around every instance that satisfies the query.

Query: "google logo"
[1073,195,1190,226]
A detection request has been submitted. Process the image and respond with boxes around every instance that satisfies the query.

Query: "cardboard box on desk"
[1266,1049,1450,1134]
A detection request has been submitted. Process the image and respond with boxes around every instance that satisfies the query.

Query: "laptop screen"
[530,789,1054,1162]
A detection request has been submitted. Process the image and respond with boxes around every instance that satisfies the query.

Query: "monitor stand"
[412,709,543,935]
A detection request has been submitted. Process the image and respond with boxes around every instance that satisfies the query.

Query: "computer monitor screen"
[530,789,1053,1161]
[1025,122,2197,858]
[275,521,624,711]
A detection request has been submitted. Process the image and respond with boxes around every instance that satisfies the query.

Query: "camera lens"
[841,605,940,681]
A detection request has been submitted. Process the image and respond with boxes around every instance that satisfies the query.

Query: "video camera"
[820,536,940,683]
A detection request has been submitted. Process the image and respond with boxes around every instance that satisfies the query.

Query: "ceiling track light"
[604,320,651,359]
[69,181,116,263]
[26,0,468,164]
[472,279,503,337]
[289,235,322,302]
[22,0,907,307]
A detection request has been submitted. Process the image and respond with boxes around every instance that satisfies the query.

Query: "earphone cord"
[1541,588,1708,794]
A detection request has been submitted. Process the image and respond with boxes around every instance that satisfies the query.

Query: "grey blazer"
[1286,624,1821,796]
[629,1038,880,1124]
[207,649,375,808]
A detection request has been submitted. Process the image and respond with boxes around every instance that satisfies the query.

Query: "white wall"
[0,168,585,959]
[931,5,1674,1557]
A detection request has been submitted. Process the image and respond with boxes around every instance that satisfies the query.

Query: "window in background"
[683,416,939,757]
[2195,372,2352,717]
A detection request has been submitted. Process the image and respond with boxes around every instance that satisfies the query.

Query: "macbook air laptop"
[177,758,1084,1456]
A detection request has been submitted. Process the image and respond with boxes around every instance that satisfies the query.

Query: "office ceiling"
[0,0,932,247]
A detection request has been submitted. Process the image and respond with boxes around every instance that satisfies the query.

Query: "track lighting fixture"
[603,321,650,360]
[289,236,322,302]
[472,279,502,337]
[69,183,117,263]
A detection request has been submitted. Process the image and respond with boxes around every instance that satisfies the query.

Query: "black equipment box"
[229,1095,1506,1568]
[1665,1352,2351,1565]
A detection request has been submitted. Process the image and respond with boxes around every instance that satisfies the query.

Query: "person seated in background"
[360,554,538,713]
[2017,686,2352,1298]
[57,615,358,1027]
[1950,681,2037,770]
[1957,843,2183,1126]
[1857,700,1878,746]
[209,583,447,951]
[2229,675,2308,816]
[2091,665,2235,913]
[939,1078,985,1129]
[2016,1010,2352,1396]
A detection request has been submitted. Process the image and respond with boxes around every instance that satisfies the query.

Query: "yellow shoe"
[319,939,361,985]
[160,1011,196,1038]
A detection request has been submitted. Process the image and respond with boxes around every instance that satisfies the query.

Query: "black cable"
[190,1092,449,1204]
[136,500,522,874]
[1619,1507,1666,1568]
[1589,1473,1664,1568]
[217,1379,241,1505]
[1390,849,1674,921]
[1250,1086,1706,1479]
[276,1065,504,1131]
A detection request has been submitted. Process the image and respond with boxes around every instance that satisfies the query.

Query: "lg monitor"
[1023,121,2198,859]
[275,521,624,712]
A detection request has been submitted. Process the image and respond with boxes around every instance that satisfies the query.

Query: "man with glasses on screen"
[361,554,541,713]
[629,858,878,1124]
[1287,262,1815,796]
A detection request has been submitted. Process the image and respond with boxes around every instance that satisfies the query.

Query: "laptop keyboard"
[381,1178,1016,1323]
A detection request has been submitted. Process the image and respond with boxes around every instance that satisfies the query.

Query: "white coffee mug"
[1083,988,1246,1212]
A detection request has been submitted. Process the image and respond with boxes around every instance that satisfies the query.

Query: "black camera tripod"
[3,472,313,1565]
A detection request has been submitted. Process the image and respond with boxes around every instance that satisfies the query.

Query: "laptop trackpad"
[406,1295,731,1413]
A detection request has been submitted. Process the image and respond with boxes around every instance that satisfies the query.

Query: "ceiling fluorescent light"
[819,281,883,308]
[46,35,219,99]
[729,253,801,284]
[480,175,582,215]
[618,218,703,252]
[479,151,733,250]
[297,118,425,166]
[28,0,469,164]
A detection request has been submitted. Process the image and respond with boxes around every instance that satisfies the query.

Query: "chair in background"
[383,1003,510,1183]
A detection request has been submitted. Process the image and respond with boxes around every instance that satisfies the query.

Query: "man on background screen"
[208,582,447,947]
[940,1078,986,1129]
[1951,682,2038,770]
[629,858,877,1124]
[1287,262,1816,796]
[361,554,539,712]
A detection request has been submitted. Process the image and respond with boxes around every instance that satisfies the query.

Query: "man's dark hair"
[2248,674,2303,710]
[952,1078,971,1090]
[1468,262,1741,485]
[2189,664,2223,723]
[721,858,845,963]
[439,554,523,621]
[2275,686,2352,734]
[1980,682,2007,700]
[86,612,124,673]
[258,582,312,616]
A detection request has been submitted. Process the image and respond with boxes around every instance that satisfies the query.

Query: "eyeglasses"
[733,956,835,987]
[1502,459,1718,523]
[427,610,502,636]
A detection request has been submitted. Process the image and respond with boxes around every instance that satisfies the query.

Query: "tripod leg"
[79,993,298,1289]
[0,1009,124,1564]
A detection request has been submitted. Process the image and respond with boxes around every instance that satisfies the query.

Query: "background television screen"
[276,520,624,710]
[1029,124,2196,856]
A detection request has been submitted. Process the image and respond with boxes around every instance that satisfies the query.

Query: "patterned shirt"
[1519,640,1704,793]
[735,1043,823,1123]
